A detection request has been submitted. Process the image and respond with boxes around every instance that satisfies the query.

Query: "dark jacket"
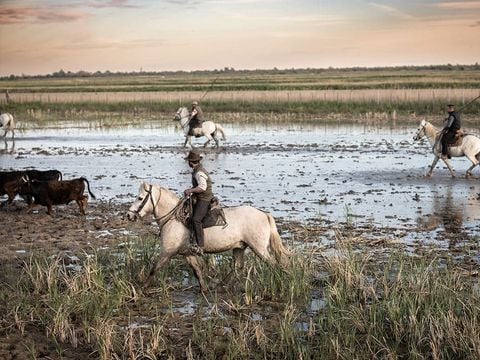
[445,111,461,131]
[192,165,213,202]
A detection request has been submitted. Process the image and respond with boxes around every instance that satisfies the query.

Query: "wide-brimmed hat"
[447,104,455,107]
[185,150,203,162]
[192,101,199,106]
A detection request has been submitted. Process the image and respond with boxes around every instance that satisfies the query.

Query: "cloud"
[55,37,166,51]
[0,6,88,24]
[436,1,480,10]
[87,0,140,9]
[368,2,415,20]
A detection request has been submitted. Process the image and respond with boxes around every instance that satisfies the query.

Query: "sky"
[0,0,479,76]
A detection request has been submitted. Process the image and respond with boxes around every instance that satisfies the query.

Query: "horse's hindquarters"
[202,206,271,249]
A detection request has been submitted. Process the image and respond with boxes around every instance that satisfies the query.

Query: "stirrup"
[190,244,204,256]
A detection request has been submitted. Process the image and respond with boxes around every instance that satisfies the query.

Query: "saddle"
[448,129,464,147]
[178,196,227,229]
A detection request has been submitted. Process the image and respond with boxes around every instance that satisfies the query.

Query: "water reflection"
[417,186,470,243]
[0,139,15,154]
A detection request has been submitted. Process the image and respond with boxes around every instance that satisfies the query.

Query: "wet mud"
[1,121,479,358]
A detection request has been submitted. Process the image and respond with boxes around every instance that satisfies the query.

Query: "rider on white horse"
[440,104,462,159]
[183,150,213,255]
[188,101,204,136]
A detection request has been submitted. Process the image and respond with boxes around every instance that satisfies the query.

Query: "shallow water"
[1,120,479,237]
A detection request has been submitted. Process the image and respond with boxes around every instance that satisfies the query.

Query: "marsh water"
[2,120,479,239]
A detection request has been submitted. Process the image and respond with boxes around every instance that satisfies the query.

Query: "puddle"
[2,120,479,241]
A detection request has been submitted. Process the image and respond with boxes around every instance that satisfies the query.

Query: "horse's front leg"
[426,156,440,177]
[183,135,191,148]
[184,255,207,292]
[441,158,456,178]
[143,253,174,287]
[203,135,213,148]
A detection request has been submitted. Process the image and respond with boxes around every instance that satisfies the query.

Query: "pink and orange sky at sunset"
[0,0,479,76]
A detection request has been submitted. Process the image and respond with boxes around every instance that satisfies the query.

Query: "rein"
[128,184,156,217]
[128,185,191,230]
[155,196,191,229]
[175,108,190,129]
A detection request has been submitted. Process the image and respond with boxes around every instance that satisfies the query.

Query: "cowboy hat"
[185,150,203,162]
[192,101,199,106]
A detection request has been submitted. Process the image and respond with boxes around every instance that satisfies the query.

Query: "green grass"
[4,98,480,127]
[1,234,479,359]
[2,66,480,91]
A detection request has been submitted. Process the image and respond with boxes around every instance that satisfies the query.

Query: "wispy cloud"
[226,12,346,25]
[0,6,88,24]
[87,0,140,9]
[368,2,415,20]
[436,1,480,10]
[56,37,166,51]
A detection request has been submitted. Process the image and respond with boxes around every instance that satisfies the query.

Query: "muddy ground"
[0,199,479,359]
[1,121,479,358]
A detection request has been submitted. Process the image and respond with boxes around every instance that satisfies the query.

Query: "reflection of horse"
[174,107,226,148]
[413,119,480,177]
[0,112,15,140]
[127,183,289,291]
[416,187,466,245]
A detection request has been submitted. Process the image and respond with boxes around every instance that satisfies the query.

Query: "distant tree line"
[1,63,479,80]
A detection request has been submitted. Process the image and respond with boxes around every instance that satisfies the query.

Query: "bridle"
[413,123,426,141]
[174,107,190,128]
[128,184,158,218]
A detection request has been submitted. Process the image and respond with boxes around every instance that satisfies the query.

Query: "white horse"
[127,182,289,291]
[0,112,15,140]
[413,119,480,178]
[174,107,226,148]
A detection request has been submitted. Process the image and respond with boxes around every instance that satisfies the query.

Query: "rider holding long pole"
[188,101,204,136]
[440,104,461,159]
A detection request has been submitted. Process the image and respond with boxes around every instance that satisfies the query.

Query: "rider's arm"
[445,114,454,129]
[190,108,198,118]
[184,171,207,195]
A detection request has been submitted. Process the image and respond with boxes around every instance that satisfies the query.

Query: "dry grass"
[3,88,478,104]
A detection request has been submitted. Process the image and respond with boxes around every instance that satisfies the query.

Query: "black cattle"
[20,177,96,215]
[26,169,62,181]
[0,169,63,205]
[22,170,63,204]
[0,171,29,204]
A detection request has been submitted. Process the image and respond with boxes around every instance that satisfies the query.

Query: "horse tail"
[214,124,226,140]
[81,177,96,200]
[266,213,290,265]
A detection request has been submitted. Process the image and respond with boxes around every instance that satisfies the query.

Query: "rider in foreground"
[441,104,461,159]
[188,101,204,136]
[183,150,213,255]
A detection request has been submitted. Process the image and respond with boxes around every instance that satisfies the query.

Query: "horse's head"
[127,182,159,221]
[174,107,189,122]
[413,119,428,141]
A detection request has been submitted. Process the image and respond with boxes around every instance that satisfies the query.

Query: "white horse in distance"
[0,112,15,140]
[413,119,480,178]
[127,183,289,291]
[174,107,226,148]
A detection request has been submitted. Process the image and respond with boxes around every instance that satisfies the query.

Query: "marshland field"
[1,66,480,359]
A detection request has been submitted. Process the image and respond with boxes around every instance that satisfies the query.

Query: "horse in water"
[174,107,226,148]
[127,182,289,291]
[413,119,480,178]
[0,113,15,140]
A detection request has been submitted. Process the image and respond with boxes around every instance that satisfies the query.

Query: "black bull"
[20,177,96,215]
[1,170,63,205]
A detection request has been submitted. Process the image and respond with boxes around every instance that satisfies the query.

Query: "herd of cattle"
[0,170,96,215]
